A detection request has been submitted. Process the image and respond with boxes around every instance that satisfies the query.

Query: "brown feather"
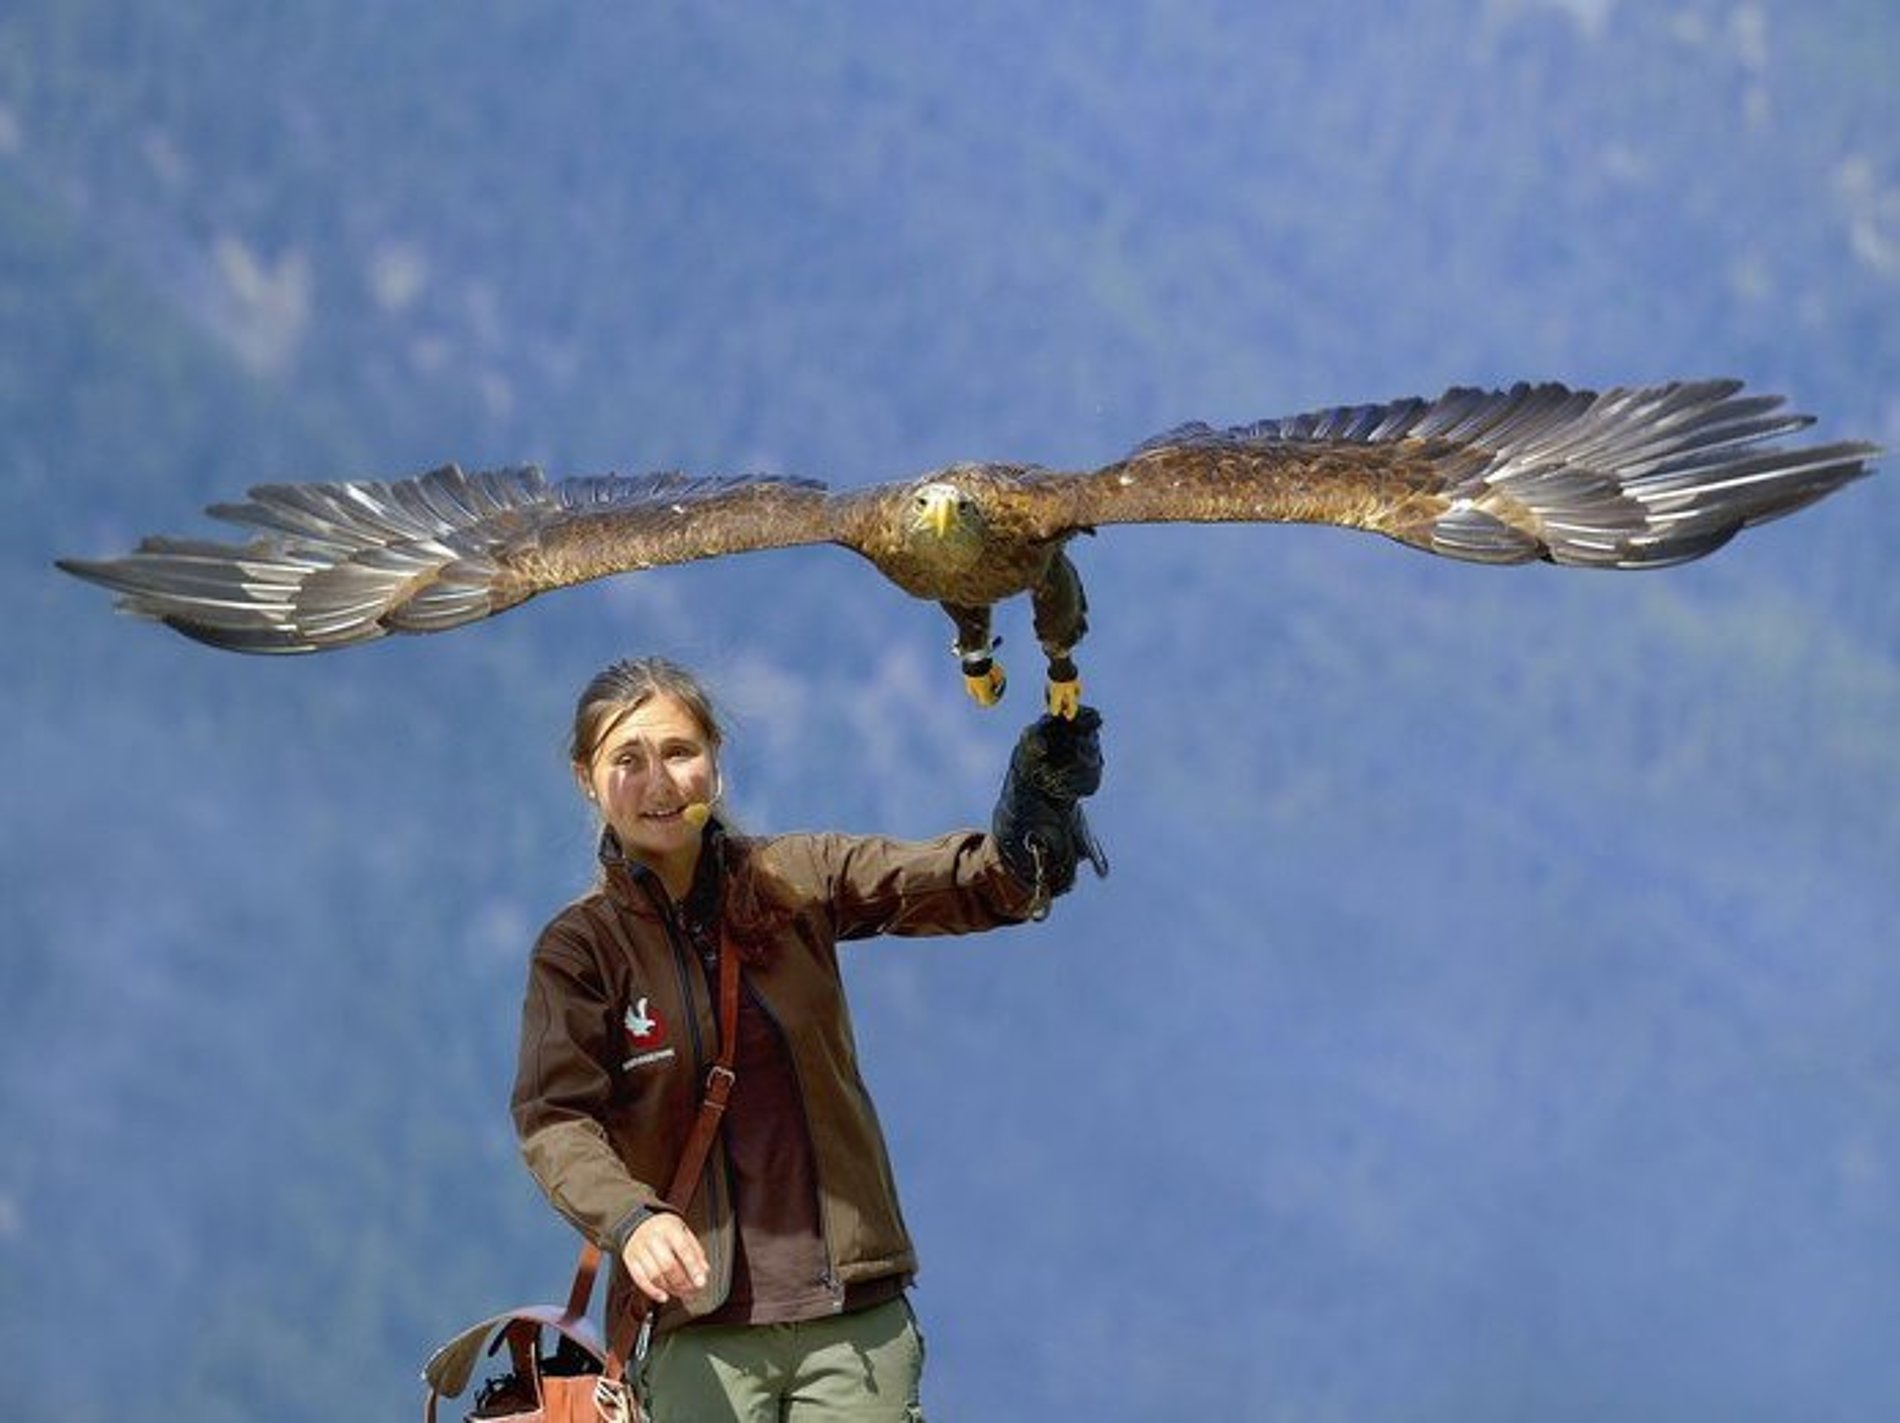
[1009,380,1874,568]
[496,473,847,601]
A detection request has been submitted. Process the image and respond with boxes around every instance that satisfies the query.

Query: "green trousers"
[643,1296,926,1422]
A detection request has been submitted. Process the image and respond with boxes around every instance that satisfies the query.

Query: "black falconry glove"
[993,705,1109,920]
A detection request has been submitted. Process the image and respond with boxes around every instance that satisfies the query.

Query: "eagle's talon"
[1046,677,1082,719]
[963,662,1007,707]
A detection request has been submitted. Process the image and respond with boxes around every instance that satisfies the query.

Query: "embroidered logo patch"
[625,996,665,1047]
[621,996,676,1072]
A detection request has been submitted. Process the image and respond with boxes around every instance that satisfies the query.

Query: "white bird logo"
[624,997,659,1041]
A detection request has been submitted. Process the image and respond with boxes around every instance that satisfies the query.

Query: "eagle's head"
[905,478,989,561]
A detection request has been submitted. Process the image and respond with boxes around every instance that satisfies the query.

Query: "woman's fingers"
[621,1213,710,1304]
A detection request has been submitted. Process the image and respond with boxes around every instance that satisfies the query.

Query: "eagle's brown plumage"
[58,380,1878,711]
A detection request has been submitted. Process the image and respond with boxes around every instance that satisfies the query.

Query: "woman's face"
[578,692,718,888]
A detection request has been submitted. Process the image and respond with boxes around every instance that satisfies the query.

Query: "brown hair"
[569,655,724,771]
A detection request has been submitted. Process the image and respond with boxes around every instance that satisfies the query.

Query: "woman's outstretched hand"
[621,1212,709,1305]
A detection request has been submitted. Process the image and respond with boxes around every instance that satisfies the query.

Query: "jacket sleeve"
[784,829,1040,942]
[510,921,667,1253]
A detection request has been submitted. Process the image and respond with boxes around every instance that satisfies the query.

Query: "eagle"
[58,379,1876,716]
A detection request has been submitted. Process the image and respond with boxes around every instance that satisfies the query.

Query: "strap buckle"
[594,1374,633,1423]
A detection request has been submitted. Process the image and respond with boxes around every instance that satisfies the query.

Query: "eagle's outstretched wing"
[57,465,847,652]
[1018,381,1875,567]
[57,380,1878,658]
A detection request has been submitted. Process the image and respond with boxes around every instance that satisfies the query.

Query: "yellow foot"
[1045,677,1082,719]
[963,661,1007,707]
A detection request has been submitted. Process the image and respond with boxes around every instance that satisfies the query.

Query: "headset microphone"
[681,768,724,829]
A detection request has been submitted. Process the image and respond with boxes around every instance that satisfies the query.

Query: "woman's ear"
[573,762,596,803]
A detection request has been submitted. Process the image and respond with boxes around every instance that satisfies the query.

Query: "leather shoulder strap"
[605,930,743,1382]
[661,932,742,1208]
[564,1240,602,1321]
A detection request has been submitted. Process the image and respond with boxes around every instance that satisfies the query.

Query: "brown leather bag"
[422,936,742,1422]
[421,1244,629,1422]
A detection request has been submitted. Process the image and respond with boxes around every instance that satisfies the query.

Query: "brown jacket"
[511,824,1035,1344]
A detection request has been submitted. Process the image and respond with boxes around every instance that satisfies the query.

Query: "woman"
[511,657,1104,1421]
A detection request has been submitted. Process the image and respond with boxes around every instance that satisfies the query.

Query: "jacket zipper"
[744,979,846,1310]
[639,875,729,1294]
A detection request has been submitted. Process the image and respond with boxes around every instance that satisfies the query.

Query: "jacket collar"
[597,821,729,920]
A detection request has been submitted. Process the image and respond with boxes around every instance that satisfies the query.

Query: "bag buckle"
[593,1374,632,1423]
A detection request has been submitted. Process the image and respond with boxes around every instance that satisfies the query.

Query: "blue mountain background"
[4,3,1896,1419]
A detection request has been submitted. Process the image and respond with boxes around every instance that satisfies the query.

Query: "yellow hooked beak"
[916,485,959,538]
